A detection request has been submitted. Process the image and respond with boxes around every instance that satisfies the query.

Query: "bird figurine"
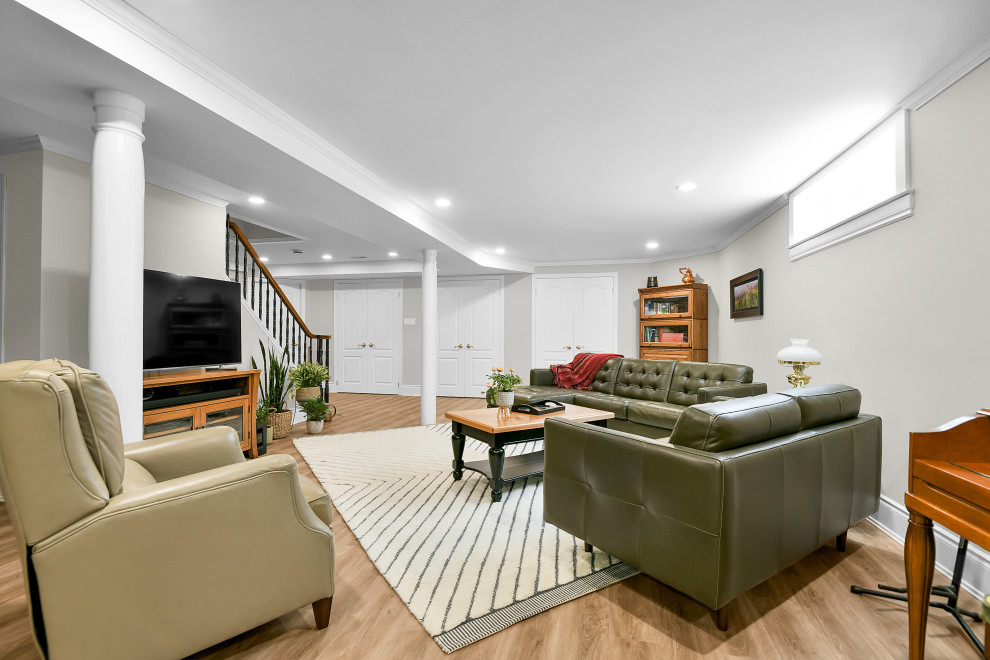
[679,267,695,284]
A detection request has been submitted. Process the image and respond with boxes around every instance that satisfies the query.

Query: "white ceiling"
[3,0,990,275]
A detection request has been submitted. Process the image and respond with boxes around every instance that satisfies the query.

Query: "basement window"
[788,110,912,261]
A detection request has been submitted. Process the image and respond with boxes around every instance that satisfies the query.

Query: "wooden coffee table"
[445,404,614,502]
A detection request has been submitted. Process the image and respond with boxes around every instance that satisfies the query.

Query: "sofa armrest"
[32,454,333,658]
[531,368,554,386]
[124,426,245,481]
[697,382,768,403]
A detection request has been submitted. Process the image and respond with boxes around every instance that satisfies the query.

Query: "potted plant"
[288,361,330,403]
[251,339,292,439]
[485,367,522,412]
[255,406,271,455]
[300,397,330,434]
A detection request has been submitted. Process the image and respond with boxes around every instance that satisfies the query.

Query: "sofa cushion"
[626,400,686,430]
[512,386,577,404]
[669,393,801,452]
[573,392,629,420]
[667,362,754,406]
[780,384,861,430]
[589,357,623,394]
[611,359,676,402]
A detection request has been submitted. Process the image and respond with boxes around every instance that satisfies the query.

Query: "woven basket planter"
[295,386,321,403]
[269,410,293,439]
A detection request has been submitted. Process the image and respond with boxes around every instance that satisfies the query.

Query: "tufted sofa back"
[589,357,623,393]
[612,359,676,401]
[666,361,754,406]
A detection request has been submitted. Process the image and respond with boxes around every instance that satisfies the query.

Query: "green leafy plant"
[251,339,291,413]
[288,362,330,389]
[485,367,522,405]
[256,405,271,425]
[300,396,330,421]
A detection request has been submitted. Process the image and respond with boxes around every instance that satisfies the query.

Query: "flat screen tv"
[143,269,241,370]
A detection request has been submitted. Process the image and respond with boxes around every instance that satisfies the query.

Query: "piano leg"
[905,512,936,660]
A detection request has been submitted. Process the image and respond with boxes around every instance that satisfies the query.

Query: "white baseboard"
[869,494,990,600]
[399,385,421,397]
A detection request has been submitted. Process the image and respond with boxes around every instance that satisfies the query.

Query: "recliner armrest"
[124,426,245,481]
[697,382,768,403]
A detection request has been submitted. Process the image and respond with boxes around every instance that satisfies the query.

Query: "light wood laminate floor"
[0,393,982,659]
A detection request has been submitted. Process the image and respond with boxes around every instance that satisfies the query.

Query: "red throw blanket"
[550,353,623,390]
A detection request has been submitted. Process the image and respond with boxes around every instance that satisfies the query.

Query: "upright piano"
[905,412,990,659]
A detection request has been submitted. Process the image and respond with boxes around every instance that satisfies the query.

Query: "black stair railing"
[226,218,332,399]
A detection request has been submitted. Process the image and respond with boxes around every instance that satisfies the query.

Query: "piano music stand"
[851,536,983,654]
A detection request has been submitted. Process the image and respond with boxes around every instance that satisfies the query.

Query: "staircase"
[225,218,331,398]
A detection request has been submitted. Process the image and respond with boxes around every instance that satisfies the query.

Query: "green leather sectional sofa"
[542,384,882,630]
[515,358,768,438]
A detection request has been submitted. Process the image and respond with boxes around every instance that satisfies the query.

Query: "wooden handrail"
[227,220,330,340]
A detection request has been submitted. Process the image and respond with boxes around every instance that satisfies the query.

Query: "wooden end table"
[445,404,613,502]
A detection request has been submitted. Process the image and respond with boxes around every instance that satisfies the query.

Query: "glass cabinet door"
[642,293,692,317]
[143,412,195,440]
[641,322,690,345]
[201,399,250,448]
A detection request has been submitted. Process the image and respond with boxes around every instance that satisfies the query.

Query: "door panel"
[534,278,574,367]
[334,280,401,394]
[573,276,614,353]
[436,285,465,397]
[437,278,502,397]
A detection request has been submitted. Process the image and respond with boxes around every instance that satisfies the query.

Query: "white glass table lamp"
[777,339,822,388]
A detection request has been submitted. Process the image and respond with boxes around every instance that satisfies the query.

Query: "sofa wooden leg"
[313,597,333,629]
[836,530,848,552]
[714,604,729,631]
[584,542,593,553]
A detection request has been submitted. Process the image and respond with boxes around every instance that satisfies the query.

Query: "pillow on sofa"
[779,383,861,430]
[668,393,801,452]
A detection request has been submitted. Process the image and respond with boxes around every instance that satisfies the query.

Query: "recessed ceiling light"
[435,198,451,208]
[494,247,506,255]
[388,251,398,257]
[676,182,697,192]
[248,196,265,204]
[646,241,659,249]
[259,256,269,262]
[322,254,333,260]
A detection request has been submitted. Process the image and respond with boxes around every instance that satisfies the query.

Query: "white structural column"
[89,90,146,442]
[421,249,438,424]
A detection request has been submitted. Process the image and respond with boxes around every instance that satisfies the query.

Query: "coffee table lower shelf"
[462,450,545,485]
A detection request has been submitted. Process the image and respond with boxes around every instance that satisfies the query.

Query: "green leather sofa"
[515,358,767,438]
[542,384,881,630]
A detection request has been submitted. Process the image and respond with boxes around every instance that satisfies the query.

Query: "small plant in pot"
[485,367,522,414]
[289,361,330,403]
[251,339,292,440]
[301,397,330,434]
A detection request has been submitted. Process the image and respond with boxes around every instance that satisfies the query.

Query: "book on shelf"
[660,332,685,343]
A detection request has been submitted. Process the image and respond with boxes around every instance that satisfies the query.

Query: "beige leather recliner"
[0,359,335,660]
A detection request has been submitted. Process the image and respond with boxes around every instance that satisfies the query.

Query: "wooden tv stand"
[142,369,261,458]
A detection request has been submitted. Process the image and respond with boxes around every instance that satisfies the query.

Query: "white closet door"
[366,282,401,394]
[336,282,368,392]
[533,277,575,367]
[436,284,465,396]
[334,280,402,394]
[436,278,502,397]
[572,276,615,354]
[463,281,499,397]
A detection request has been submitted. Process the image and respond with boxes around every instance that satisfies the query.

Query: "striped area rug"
[294,423,638,653]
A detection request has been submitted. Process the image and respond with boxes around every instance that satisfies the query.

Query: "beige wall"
[717,61,990,498]
[0,150,43,360]
[1,148,229,366]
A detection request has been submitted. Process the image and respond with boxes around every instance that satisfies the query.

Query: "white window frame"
[788,110,913,261]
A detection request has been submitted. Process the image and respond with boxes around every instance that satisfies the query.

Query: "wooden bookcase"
[142,369,261,458]
[638,283,708,361]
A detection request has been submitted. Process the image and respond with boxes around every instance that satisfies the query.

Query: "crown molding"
[714,195,788,252]
[900,31,990,110]
[15,0,525,271]
[0,135,44,156]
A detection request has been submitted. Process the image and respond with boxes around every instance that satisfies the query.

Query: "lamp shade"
[777,338,822,364]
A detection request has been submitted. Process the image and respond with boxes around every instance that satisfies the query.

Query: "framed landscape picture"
[729,268,763,319]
